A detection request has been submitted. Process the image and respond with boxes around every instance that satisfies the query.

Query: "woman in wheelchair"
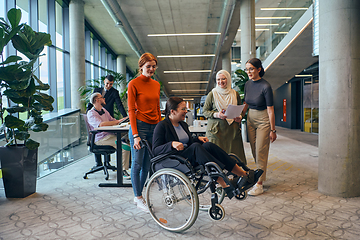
[152,97,263,199]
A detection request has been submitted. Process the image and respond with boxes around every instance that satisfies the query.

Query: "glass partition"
[0,109,90,178]
[303,77,319,133]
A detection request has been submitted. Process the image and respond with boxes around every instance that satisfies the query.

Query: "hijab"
[212,70,238,125]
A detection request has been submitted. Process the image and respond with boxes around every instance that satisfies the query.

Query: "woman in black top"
[152,97,263,199]
[241,58,277,196]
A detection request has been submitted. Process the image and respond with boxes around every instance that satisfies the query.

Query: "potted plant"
[233,68,249,142]
[0,8,53,198]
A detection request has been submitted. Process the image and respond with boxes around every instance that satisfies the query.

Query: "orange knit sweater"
[127,74,161,135]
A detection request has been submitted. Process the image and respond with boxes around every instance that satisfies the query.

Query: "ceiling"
[83,0,316,100]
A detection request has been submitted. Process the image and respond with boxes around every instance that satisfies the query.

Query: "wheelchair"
[141,140,251,232]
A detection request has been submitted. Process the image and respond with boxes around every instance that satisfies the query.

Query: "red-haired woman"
[128,53,161,212]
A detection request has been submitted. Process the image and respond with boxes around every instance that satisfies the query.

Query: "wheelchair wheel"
[235,190,247,200]
[146,168,199,232]
[208,204,225,221]
[196,176,225,211]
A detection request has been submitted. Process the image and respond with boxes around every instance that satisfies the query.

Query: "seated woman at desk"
[87,92,122,149]
[152,97,263,199]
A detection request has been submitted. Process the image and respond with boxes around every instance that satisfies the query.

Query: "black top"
[86,87,127,118]
[152,117,201,156]
[244,78,273,110]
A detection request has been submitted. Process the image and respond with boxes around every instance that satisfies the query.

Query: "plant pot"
[0,145,38,198]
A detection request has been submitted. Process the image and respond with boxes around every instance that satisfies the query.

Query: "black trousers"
[179,142,237,172]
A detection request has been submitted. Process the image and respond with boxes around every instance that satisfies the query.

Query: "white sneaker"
[248,184,264,196]
[134,197,149,212]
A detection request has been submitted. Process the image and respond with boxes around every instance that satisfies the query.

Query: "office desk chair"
[82,114,117,180]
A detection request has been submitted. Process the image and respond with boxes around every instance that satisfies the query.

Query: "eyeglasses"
[244,67,255,72]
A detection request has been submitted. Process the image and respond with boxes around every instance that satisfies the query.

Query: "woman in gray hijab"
[203,69,247,164]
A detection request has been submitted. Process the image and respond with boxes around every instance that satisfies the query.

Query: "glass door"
[303,77,319,133]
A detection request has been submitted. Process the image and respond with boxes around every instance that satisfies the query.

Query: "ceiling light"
[183,98,194,101]
[295,74,313,77]
[164,70,211,73]
[157,54,215,58]
[172,90,206,92]
[255,17,292,20]
[148,33,220,37]
[275,32,289,34]
[238,29,270,31]
[255,23,280,26]
[168,81,208,84]
[261,7,308,11]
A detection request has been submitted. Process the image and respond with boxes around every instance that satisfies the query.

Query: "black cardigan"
[152,117,201,156]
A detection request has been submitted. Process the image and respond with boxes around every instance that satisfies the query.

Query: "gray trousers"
[247,109,270,183]
[95,134,130,170]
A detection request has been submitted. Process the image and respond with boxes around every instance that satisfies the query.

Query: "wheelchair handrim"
[145,168,199,232]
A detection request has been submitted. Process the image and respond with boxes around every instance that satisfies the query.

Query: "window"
[16,0,29,25]
[55,2,64,110]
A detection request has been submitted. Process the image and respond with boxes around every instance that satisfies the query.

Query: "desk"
[95,124,206,188]
[95,125,131,187]
[188,126,207,135]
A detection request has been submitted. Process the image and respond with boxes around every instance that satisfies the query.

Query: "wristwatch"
[271,129,276,133]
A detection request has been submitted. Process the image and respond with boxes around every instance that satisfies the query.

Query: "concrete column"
[222,49,232,73]
[117,55,127,92]
[240,0,256,69]
[69,0,85,111]
[318,0,360,197]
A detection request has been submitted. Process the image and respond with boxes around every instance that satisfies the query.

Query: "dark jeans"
[129,120,157,197]
[179,142,237,172]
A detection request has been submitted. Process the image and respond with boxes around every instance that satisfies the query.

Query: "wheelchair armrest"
[204,162,232,186]
[150,151,195,175]
[150,150,184,164]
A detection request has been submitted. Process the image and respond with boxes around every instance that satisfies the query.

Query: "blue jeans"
[129,120,157,197]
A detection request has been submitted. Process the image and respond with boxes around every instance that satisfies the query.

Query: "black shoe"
[237,169,264,191]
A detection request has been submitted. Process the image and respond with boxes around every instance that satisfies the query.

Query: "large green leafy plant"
[233,68,249,98]
[233,68,249,121]
[0,8,53,150]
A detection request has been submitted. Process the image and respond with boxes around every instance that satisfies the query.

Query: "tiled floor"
[1,128,360,239]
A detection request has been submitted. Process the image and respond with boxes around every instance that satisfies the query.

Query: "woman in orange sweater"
[128,53,161,212]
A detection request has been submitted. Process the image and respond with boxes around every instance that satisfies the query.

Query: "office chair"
[82,114,117,180]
